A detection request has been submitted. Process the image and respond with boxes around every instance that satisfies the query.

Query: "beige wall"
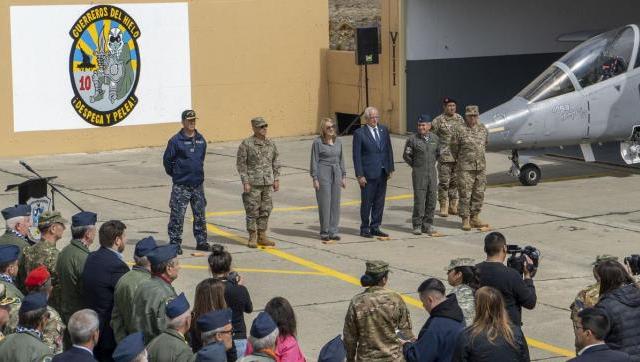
[327,0,404,133]
[0,0,329,157]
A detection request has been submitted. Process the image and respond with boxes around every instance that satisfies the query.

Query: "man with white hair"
[352,107,394,238]
[0,205,33,250]
[146,293,194,362]
[240,312,279,362]
[196,308,234,362]
[52,309,100,361]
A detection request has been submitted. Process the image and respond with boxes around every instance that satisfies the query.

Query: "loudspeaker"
[355,27,379,65]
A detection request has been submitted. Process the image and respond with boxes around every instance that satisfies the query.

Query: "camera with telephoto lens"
[624,255,640,275]
[506,245,541,277]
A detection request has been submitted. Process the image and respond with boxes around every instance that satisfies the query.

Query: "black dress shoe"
[321,236,331,242]
[360,232,373,238]
[196,243,211,252]
[371,229,389,237]
[329,235,341,241]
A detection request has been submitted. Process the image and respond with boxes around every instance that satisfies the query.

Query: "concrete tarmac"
[1,133,639,361]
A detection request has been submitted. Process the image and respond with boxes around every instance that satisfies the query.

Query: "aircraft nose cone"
[481,98,530,151]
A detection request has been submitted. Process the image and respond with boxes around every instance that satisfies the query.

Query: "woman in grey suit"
[310,118,346,242]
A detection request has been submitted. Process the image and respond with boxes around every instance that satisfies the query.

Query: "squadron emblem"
[69,5,141,126]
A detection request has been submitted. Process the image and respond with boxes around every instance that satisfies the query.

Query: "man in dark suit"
[53,309,100,361]
[569,308,631,362]
[353,106,394,238]
[82,220,130,361]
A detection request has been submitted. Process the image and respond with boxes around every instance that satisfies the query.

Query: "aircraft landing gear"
[509,150,542,186]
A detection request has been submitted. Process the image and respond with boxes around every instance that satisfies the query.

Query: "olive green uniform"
[132,276,177,344]
[146,328,195,362]
[403,132,440,230]
[0,329,52,362]
[55,239,90,323]
[111,266,152,342]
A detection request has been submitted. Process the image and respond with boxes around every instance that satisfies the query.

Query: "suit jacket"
[353,124,394,180]
[568,344,631,362]
[82,247,130,353]
[52,346,98,362]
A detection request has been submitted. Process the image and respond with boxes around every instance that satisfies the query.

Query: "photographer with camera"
[476,232,537,326]
[209,244,254,359]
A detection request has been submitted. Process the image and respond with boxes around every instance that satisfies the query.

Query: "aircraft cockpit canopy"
[518,25,638,103]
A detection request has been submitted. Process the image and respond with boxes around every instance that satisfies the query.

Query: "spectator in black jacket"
[453,286,529,362]
[208,244,253,358]
[594,260,640,359]
[476,232,536,326]
[402,278,465,362]
[569,307,631,362]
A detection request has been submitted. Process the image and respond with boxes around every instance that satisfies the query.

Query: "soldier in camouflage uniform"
[163,109,210,254]
[22,211,66,311]
[236,117,281,248]
[432,98,465,218]
[452,105,489,231]
[403,114,440,235]
[23,265,65,355]
[0,283,19,342]
[343,260,413,362]
[445,258,477,326]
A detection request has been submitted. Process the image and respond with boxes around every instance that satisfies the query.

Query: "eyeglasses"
[326,125,335,129]
[259,125,268,129]
[218,328,234,335]
[573,322,585,331]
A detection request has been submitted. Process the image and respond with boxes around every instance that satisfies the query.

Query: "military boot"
[439,200,449,217]
[461,217,471,231]
[257,230,275,247]
[470,214,489,228]
[247,231,258,248]
[448,199,459,215]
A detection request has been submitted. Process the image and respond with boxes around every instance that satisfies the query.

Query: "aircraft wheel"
[519,163,541,186]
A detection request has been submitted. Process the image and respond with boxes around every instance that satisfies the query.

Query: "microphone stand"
[19,161,84,212]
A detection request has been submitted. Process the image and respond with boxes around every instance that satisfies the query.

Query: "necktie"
[374,127,380,147]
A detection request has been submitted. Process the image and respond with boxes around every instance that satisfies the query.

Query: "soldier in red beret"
[24,266,65,355]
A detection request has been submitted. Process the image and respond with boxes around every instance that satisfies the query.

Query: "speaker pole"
[364,63,370,107]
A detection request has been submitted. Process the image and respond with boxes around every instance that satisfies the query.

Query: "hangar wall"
[0,0,329,157]
[405,0,640,131]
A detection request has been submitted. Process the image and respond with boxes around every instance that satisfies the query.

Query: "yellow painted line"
[125,262,324,276]
[204,223,575,358]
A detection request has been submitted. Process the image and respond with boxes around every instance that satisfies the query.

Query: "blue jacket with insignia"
[163,130,207,186]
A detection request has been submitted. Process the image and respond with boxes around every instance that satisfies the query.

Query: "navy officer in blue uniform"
[163,109,210,253]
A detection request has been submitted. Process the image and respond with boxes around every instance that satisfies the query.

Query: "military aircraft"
[482,24,640,186]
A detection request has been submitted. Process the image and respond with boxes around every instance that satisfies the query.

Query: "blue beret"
[166,292,190,319]
[0,245,20,264]
[147,244,179,265]
[20,292,48,313]
[319,335,346,362]
[135,236,157,257]
[250,312,277,339]
[195,342,227,362]
[113,332,146,362]
[71,211,97,227]
[1,204,31,220]
[197,308,232,332]
[417,114,432,123]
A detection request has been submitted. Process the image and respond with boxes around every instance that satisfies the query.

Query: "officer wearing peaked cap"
[0,291,53,361]
[0,244,24,299]
[147,292,195,362]
[196,309,234,361]
[343,260,413,362]
[0,204,33,251]
[112,236,157,343]
[57,211,97,326]
[113,332,147,362]
[132,244,180,344]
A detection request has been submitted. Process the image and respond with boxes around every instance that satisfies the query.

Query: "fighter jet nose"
[481,97,530,151]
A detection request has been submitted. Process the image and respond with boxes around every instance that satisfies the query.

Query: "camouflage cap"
[465,105,480,116]
[365,260,389,274]
[251,117,268,128]
[592,254,618,266]
[38,211,67,228]
[444,257,476,272]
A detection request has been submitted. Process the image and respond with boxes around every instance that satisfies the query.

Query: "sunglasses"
[259,125,268,129]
